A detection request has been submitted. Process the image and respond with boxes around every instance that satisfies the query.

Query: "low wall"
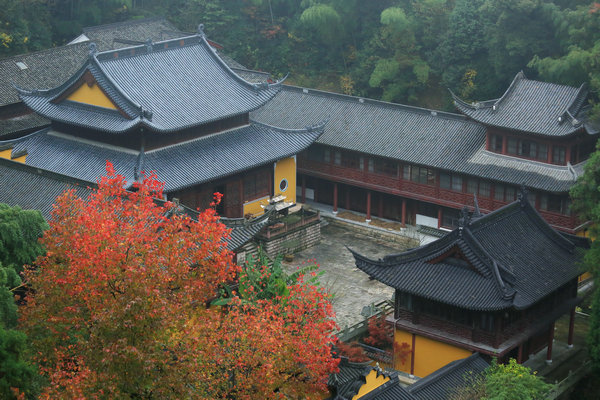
[257,219,321,258]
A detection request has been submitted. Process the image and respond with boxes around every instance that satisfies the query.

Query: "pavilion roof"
[452,71,592,137]
[349,192,585,311]
[17,28,282,134]
[253,85,582,193]
[2,120,323,192]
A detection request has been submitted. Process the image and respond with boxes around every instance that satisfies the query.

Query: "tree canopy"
[20,162,338,399]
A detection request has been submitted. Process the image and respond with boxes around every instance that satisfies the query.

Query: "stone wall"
[257,220,321,258]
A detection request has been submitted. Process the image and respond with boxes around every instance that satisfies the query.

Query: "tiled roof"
[408,354,489,400]
[328,359,410,400]
[0,113,49,139]
[252,85,581,192]
[350,195,584,311]
[4,121,322,192]
[78,17,184,51]
[17,33,282,134]
[0,42,90,107]
[452,71,592,137]
[0,157,93,219]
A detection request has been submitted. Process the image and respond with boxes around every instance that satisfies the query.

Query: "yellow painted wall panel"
[243,195,270,217]
[273,156,296,203]
[66,82,118,110]
[11,154,26,163]
[394,328,413,373]
[413,335,471,377]
[352,369,390,400]
[0,149,12,160]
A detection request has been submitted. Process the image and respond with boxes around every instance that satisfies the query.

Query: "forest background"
[1,0,599,117]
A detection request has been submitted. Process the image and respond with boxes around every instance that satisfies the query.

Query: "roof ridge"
[82,16,172,32]
[408,353,486,393]
[0,42,88,64]
[285,85,470,122]
[249,117,328,134]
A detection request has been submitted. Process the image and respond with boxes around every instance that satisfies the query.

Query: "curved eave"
[350,247,513,312]
[162,122,325,192]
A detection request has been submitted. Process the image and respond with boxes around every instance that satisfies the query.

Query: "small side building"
[350,190,585,377]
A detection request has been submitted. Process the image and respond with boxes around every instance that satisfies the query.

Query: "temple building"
[253,72,598,233]
[0,25,323,219]
[350,192,586,377]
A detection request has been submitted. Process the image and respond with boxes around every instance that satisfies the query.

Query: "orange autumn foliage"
[21,162,338,399]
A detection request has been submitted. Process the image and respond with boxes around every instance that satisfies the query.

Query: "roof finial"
[88,42,97,57]
[473,194,482,218]
[197,23,205,37]
[517,183,529,206]
[458,206,470,229]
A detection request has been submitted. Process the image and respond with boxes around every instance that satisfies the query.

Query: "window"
[507,138,518,155]
[334,151,341,165]
[552,146,566,164]
[440,172,463,191]
[404,165,435,185]
[507,137,548,161]
[307,146,330,163]
[490,134,503,152]
[244,170,269,199]
[370,158,398,177]
[467,179,478,194]
[494,185,505,201]
[540,194,570,214]
[466,179,491,198]
[341,152,360,169]
[479,181,490,198]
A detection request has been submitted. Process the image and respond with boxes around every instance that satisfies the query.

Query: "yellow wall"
[66,82,118,110]
[352,369,390,400]
[243,195,270,217]
[273,156,296,203]
[394,328,471,377]
[0,149,26,163]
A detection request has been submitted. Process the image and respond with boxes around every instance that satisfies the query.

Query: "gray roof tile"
[453,71,591,137]
[350,196,584,311]
[252,85,581,192]
[5,122,322,192]
[18,34,282,133]
[408,354,489,400]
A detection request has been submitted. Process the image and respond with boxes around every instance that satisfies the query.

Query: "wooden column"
[517,343,524,364]
[568,307,576,347]
[301,176,306,203]
[501,135,507,154]
[333,183,338,214]
[546,322,555,364]
[366,191,372,222]
[547,145,553,164]
[437,208,442,229]
[401,199,407,227]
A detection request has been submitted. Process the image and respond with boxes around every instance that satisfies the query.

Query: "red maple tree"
[21,163,338,399]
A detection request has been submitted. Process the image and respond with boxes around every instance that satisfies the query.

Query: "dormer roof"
[350,190,585,311]
[452,71,593,137]
[16,28,283,134]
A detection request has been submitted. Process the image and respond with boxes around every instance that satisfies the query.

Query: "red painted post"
[568,307,576,347]
[366,191,372,222]
[333,183,338,214]
[437,208,442,229]
[517,343,524,364]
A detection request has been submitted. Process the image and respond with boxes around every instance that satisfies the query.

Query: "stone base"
[258,220,321,258]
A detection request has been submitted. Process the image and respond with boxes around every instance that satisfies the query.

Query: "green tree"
[570,142,600,371]
[450,358,553,400]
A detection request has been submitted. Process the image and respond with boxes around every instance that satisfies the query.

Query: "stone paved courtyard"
[282,220,414,330]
